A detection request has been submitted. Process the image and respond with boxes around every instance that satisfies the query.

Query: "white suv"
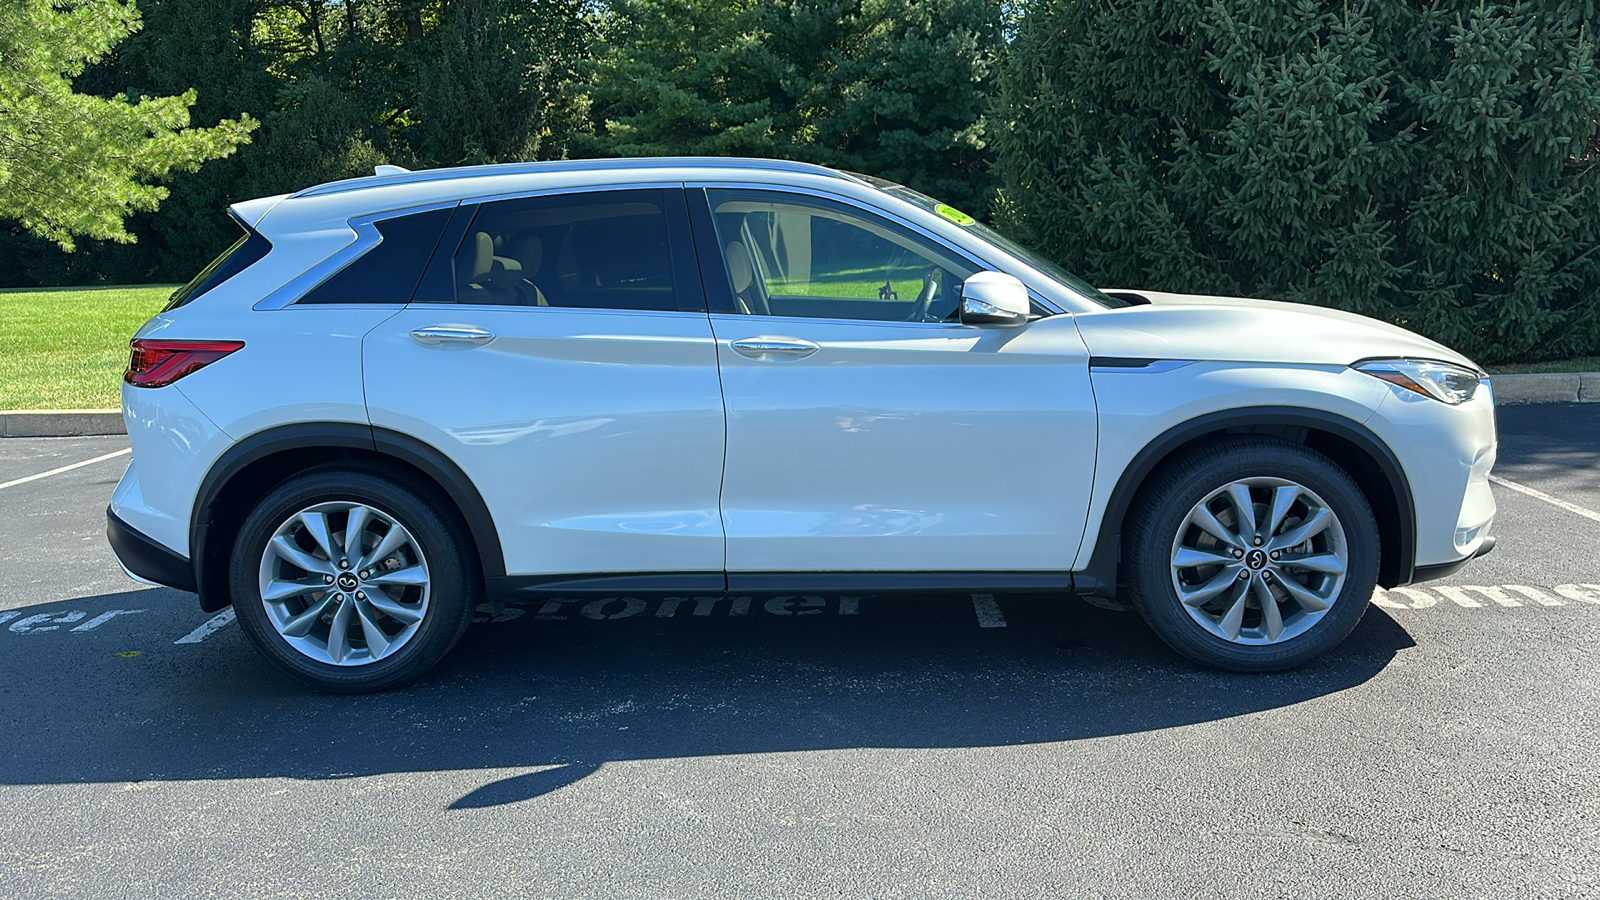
[106,158,1497,691]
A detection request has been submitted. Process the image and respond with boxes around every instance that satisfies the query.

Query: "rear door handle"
[730,337,819,359]
[410,325,495,346]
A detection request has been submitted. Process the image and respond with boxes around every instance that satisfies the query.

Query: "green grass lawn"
[0,285,175,410]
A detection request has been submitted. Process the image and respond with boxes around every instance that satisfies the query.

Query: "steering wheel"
[905,267,941,322]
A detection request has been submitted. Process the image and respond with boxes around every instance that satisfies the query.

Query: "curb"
[1,372,1596,437]
[1490,372,1600,405]
[0,409,125,437]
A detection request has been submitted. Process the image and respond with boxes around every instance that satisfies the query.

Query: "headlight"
[1354,358,1483,405]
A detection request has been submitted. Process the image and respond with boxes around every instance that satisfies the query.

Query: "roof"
[289,157,861,200]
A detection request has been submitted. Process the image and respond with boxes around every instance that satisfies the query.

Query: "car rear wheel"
[229,465,476,692]
[1123,436,1379,672]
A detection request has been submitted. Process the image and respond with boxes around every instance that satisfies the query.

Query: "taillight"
[125,339,245,388]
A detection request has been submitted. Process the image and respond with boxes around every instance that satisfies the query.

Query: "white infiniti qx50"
[107,158,1496,691]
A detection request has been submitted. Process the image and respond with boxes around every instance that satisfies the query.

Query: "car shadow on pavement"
[0,590,1414,808]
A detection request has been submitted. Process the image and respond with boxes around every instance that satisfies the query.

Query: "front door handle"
[410,325,496,346]
[730,337,819,359]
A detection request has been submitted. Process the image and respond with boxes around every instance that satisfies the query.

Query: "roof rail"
[290,157,857,200]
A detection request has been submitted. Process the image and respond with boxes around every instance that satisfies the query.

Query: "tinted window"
[411,204,479,303]
[706,189,977,323]
[297,207,452,304]
[164,226,271,311]
[450,189,682,311]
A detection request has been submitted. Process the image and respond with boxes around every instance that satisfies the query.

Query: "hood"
[1076,290,1479,371]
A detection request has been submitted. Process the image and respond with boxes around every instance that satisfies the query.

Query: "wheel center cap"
[336,572,359,591]
[1245,549,1268,570]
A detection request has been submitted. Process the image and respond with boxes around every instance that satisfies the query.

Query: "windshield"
[849,174,1122,309]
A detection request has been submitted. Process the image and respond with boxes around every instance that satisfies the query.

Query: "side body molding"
[189,423,506,610]
[1076,406,1416,597]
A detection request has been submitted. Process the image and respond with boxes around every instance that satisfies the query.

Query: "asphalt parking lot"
[2,406,1598,898]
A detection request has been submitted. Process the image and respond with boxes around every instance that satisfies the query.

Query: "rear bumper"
[106,507,196,593]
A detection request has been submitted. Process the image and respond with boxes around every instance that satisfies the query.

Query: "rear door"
[362,186,727,586]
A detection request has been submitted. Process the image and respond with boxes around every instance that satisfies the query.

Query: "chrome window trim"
[258,179,1081,318]
[690,180,1071,316]
[254,199,463,311]
[457,180,685,208]
[708,311,974,331]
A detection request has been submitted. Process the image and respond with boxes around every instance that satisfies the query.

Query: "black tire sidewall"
[1125,438,1379,672]
[228,466,475,692]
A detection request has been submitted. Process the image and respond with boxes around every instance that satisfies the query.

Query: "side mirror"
[959,271,1030,327]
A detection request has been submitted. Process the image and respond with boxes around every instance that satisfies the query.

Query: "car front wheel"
[229,465,476,692]
[1123,436,1379,672]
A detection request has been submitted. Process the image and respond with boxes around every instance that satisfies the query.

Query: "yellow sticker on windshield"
[935,204,975,226]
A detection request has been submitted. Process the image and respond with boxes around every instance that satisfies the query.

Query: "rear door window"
[443,188,700,312]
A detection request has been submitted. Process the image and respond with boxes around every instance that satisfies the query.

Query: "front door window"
[705,189,978,323]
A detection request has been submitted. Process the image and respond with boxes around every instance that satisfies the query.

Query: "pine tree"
[583,0,778,158]
[406,0,595,167]
[0,0,256,251]
[993,0,1600,363]
[585,0,1004,214]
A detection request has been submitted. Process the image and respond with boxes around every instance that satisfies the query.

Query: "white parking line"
[1373,582,1600,609]
[1490,474,1600,525]
[174,609,236,644]
[971,594,1007,628]
[71,609,148,631]
[0,447,131,491]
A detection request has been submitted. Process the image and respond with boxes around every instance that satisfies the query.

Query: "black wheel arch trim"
[369,426,507,578]
[1078,406,1417,597]
[190,422,507,610]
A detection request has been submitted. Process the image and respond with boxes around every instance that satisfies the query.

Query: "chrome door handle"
[410,325,495,346]
[730,337,819,359]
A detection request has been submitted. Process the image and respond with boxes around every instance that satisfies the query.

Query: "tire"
[1123,436,1379,672]
[228,464,477,692]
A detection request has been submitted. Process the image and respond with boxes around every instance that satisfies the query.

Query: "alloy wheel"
[1168,478,1348,645]
[256,501,430,666]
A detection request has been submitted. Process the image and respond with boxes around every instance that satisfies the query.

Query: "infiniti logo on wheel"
[337,572,359,591]
[1246,549,1268,570]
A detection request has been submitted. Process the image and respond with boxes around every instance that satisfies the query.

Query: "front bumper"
[1367,375,1498,578]
[1412,534,1497,584]
[106,507,196,593]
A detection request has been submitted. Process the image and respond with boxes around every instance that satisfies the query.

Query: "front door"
[363,187,727,584]
[688,187,1098,576]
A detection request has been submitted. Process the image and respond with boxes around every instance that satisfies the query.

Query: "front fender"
[1074,362,1409,593]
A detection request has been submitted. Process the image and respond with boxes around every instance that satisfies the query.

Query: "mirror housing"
[959,272,1030,327]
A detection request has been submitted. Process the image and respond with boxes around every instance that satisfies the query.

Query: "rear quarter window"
[297,207,453,305]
